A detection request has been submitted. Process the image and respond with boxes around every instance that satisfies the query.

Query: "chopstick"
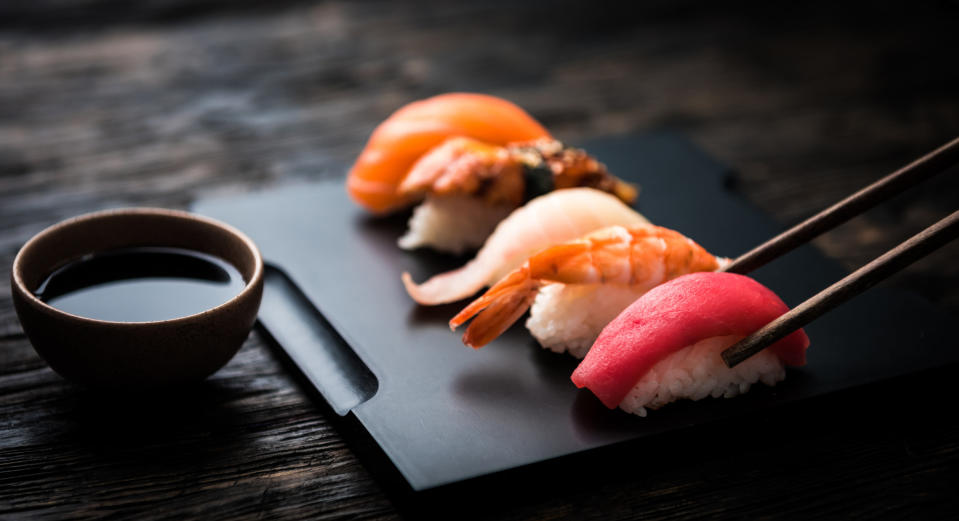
[721,137,959,275]
[719,137,959,368]
[721,210,959,367]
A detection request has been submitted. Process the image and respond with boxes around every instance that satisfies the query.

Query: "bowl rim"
[11,207,264,326]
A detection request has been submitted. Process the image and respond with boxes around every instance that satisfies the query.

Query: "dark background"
[1,1,957,519]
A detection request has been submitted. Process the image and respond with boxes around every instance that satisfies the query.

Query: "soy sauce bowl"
[10,208,264,390]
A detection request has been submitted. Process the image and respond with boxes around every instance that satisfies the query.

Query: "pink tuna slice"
[571,272,810,409]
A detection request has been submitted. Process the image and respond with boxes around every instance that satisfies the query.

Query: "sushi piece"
[449,225,725,356]
[571,272,810,417]
[395,137,521,254]
[346,93,637,253]
[397,137,637,253]
[402,188,650,306]
[347,93,551,215]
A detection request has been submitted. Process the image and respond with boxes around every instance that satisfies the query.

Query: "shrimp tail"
[449,265,540,349]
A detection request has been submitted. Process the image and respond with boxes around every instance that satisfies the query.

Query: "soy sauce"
[34,247,246,322]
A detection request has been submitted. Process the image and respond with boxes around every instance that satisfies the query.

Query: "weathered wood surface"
[1,1,957,519]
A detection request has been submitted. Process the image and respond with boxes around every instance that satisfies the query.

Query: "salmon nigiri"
[449,225,725,357]
[572,272,810,417]
[402,188,649,305]
[347,93,637,253]
[347,93,552,214]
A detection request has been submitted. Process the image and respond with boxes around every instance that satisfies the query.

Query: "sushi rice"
[618,335,786,417]
[525,258,728,359]
[398,195,514,254]
[526,284,649,358]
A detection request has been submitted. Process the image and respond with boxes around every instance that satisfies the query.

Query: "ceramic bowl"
[10,208,264,389]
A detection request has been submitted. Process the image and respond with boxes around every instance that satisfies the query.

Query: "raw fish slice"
[347,93,551,214]
[403,188,649,305]
[572,272,809,410]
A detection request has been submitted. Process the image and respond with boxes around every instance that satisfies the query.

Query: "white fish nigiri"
[402,188,649,305]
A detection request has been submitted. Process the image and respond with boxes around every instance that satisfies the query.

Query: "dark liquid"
[35,247,246,322]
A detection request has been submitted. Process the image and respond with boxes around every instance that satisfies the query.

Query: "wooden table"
[2,1,957,518]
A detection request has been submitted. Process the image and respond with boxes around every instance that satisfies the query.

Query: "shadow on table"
[39,379,251,466]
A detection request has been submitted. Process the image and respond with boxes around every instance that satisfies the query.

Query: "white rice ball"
[618,335,786,417]
[526,283,648,358]
[398,195,514,254]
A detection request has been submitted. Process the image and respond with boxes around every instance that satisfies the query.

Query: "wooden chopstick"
[719,137,959,368]
[721,136,959,275]
[721,209,959,368]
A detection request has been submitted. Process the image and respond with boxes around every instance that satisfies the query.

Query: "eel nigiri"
[449,225,725,357]
[397,136,637,253]
[571,272,810,417]
[347,93,637,253]
[402,188,649,305]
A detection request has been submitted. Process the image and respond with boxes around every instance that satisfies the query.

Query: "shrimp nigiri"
[572,272,809,417]
[402,188,649,306]
[449,225,726,357]
[347,93,637,253]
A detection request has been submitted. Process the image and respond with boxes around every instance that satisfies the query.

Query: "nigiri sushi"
[347,93,637,253]
[397,136,637,253]
[449,225,725,357]
[348,93,551,214]
[402,188,649,306]
[571,272,810,417]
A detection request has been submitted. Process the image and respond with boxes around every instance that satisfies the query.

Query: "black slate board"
[193,133,957,491]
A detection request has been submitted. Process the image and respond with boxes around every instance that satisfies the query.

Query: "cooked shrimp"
[449,225,725,350]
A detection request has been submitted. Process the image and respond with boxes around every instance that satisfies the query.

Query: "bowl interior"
[14,209,260,319]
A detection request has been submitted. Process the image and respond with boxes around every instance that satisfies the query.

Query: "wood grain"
[2,0,958,519]
[721,137,959,276]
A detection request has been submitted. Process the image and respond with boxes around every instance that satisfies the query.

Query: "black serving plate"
[193,133,957,491]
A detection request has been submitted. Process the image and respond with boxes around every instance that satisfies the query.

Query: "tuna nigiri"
[347,93,637,253]
[449,225,725,356]
[402,188,649,305]
[571,272,810,417]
